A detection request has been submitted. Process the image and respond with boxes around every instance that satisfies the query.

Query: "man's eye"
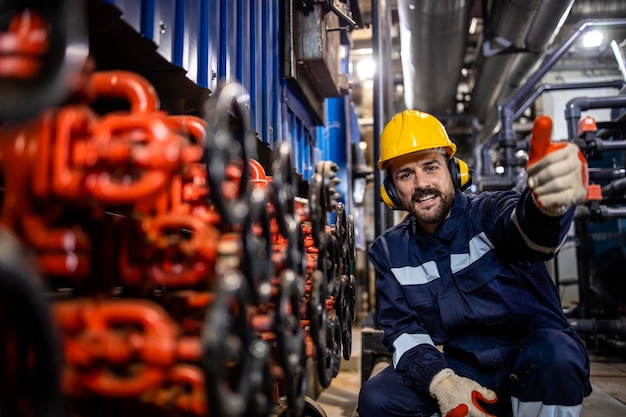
[396,172,410,181]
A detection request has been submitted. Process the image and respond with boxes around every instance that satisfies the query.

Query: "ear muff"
[448,157,473,191]
[381,158,474,209]
[380,175,403,210]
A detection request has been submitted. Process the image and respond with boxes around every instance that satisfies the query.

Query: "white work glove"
[429,369,497,417]
[525,115,588,217]
[526,142,588,216]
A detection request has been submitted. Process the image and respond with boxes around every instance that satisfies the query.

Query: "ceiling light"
[356,59,375,80]
[582,30,603,48]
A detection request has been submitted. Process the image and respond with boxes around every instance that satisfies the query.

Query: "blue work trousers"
[357,329,591,417]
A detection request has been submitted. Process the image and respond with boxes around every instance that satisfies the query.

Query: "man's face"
[389,150,455,234]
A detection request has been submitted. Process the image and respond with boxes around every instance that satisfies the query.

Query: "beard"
[405,187,455,225]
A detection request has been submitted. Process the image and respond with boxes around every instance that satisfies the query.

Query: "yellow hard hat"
[378,110,457,170]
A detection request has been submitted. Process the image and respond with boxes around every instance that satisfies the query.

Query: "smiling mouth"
[413,189,440,203]
[415,194,436,203]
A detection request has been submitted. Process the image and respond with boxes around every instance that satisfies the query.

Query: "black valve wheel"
[203,81,255,228]
[324,233,340,298]
[281,214,306,279]
[274,269,307,417]
[0,0,89,122]
[308,173,328,252]
[337,274,355,360]
[308,269,333,388]
[202,269,272,417]
[271,142,297,239]
[242,187,274,305]
[334,202,349,276]
[326,314,342,380]
[347,214,356,266]
[0,228,61,417]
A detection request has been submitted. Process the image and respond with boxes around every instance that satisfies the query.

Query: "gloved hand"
[429,369,497,417]
[526,115,588,216]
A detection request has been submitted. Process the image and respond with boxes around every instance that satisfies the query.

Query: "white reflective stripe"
[511,397,582,417]
[391,261,440,286]
[511,209,567,255]
[392,333,435,367]
[450,232,494,274]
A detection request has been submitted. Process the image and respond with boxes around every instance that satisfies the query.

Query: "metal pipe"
[372,0,394,322]
[575,205,626,221]
[568,318,626,334]
[602,177,626,197]
[513,79,626,121]
[397,0,472,114]
[471,0,574,123]
[500,19,626,140]
[495,19,626,177]
[476,80,624,180]
[564,94,626,138]
[589,167,626,181]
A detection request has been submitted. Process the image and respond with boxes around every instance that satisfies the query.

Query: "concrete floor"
[315,327,626,417]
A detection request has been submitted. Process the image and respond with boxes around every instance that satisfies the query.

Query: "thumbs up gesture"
[526,116,588,216]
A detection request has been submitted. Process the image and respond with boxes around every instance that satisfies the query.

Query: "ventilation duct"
[397,0,472,115]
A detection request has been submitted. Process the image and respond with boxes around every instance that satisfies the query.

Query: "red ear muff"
[381,175,403,210]
[448,157,473,191]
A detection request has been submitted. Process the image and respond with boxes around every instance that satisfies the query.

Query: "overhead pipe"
[475,0,626,138]
[396,0,472,114]
[470,0,552,122]
[476,0,575,133]
[494,19,626,181]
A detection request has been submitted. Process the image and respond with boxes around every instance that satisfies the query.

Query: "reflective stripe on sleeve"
[392,333,435,367]
[511,208,567,255]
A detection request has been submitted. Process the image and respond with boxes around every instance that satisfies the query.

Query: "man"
[358,110,591,417]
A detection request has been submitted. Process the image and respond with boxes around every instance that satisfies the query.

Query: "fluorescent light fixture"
[582,30,603,48]
[356,59,375,80]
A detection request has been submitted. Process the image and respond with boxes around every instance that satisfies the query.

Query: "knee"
[518,328,588,375]
[357,380,388,416]
[510,328,591,403]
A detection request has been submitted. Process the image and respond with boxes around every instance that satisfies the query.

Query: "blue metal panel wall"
[321,97,349,202]
[283,83,319,180]
[152,1,176,63]
[250,0,262,139]
[206,0,220,92]
[267,0,280,147]
[180,0,201,84]
[99,0,359,185]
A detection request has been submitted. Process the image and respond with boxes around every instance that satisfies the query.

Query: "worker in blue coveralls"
[357,110,591,417]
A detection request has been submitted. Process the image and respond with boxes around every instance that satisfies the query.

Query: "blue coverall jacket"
[368,188,591,405]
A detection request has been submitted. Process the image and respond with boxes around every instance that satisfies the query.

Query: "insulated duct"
[472,0,626,140]
[469,0,574,129]
[396,0,626,129]
[397,0,472,115]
